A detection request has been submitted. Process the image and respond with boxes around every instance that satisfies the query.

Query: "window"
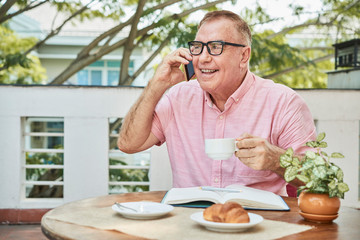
[76,60,134,86]
[108,118,150,194]
[107,70,119,85]
[23,117,64,198]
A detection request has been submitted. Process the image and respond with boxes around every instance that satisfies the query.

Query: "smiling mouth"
[201,69,218,73]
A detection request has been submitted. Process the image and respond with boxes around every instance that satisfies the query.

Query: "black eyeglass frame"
[188,40,246,56]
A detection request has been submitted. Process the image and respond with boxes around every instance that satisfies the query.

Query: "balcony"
[0,84,359,224]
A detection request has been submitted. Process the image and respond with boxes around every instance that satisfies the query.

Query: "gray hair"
[199,10,252,46]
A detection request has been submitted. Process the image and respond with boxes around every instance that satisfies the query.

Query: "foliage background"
[1,0,359,88]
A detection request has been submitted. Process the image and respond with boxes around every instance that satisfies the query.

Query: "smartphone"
[185,61,195,81]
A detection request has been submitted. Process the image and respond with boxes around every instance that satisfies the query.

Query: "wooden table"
[41,191,360,240]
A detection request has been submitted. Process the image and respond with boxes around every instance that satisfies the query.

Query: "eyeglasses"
[188,41,246,56]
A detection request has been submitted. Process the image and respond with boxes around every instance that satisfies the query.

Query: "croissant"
[203,202,250,223]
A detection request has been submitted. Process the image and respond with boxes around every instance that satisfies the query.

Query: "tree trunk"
[118,0,146,85]
[49,0,228,85]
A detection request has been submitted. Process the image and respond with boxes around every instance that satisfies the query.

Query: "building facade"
[8,3,154,86]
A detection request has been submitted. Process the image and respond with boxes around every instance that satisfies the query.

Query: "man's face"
[193,18,247,98]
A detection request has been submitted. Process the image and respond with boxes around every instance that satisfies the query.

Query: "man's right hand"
[151,47,193,90]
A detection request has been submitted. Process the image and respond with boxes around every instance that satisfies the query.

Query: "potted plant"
[279,132,349,223]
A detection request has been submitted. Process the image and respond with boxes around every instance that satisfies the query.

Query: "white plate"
[112,201,174,220]
[190,212,263,232]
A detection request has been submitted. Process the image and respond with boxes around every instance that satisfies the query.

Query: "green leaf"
[314,156,325,165]
[327,167,335,176]
[306,181,314,189]
[330,164,339,173]
[280,148,296,168]
[313,185,327,193]
[331,152,344,158]
[280,160,291,168]
[338,182,349,193]
[321,151,328,157]
[301,160,315,170]
[285,148,294,156]
[298,186,306,191]
[297,188,306,196]
[306,141,317,148]
[284,166,298,182]
[306,151,316,159]
[329,189,338,198]
[338,192,345,199]
[312,166,327,179]
[292,157,300,166]
[279,155,292,168]
[328,180,336,189]
[296,174,310,183]
[336,169,344,181]
[316,132,326,142]
[318,142,328,148]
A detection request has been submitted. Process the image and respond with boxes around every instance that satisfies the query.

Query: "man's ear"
[239,46,251,67]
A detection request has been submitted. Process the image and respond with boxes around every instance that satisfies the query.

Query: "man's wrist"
[148,77,171,94]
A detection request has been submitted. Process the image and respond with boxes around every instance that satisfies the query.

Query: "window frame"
[108,118,150,194]
[76,60,135,86]
[22,117,65,200]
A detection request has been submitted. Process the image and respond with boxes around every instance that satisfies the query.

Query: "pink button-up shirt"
[151,71,316,195]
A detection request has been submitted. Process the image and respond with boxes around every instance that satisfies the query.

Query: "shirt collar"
[204,70,255,108]
[229,70,254,103]
[205,92,213,107]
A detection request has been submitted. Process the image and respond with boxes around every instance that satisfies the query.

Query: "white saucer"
[190,212,263,232]
[112,201,174,220]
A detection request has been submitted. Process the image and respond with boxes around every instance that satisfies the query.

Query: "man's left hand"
[234,133,286,173]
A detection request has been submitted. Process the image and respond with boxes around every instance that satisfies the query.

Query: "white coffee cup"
[205,138,239,160]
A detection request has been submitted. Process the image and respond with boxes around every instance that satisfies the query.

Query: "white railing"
[0,85,359,209]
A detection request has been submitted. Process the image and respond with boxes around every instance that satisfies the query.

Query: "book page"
[161,185,289,210]
[223,185,289,210]
[162,187,226,205]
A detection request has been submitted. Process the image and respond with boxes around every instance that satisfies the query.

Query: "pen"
[200,186,242,193]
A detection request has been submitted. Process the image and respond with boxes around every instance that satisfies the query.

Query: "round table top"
[41,191,360,240]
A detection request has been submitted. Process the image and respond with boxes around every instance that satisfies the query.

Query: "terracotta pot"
[298,192,340,223]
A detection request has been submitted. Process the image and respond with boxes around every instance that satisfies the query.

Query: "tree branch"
[298,46,333,51]
[0,0,49,24]
[119,0,147,85]
[77,0,182,59]
[266,0,360,40]
[122,21,182,85]
[24,0,96,56]
[123,33,172,85]
[49,0,230,85]
[262,54,333,79]
[0,0,17,20]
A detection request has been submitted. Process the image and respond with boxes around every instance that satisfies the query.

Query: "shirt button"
[219,116,223,120]
[214,178,219,183]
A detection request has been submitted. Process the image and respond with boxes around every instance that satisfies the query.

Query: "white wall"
[327,69,360,89]
[40,59,76,84]
[297,89,360,208]
[0,85,171,209]
[0,86,359,209]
